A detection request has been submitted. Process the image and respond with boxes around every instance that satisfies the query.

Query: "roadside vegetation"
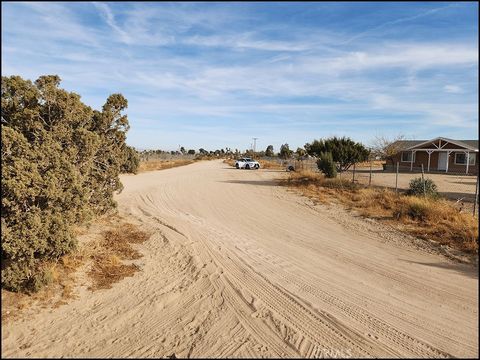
[87,222,151,291]
[138,159,197,173]
[1,75,139,292]
[1,216,150,322]
[283,170,478,254]
[305,136,370,172]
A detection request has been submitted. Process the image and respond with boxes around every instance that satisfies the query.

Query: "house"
[388,137,478,175]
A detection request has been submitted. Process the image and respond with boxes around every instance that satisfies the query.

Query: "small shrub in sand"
[407,177,439,198]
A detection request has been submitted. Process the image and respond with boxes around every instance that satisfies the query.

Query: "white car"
[235,158,260,170]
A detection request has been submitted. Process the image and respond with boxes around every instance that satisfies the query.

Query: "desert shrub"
[121,145,140,174]
[1,75,135,292]
[317,152,337,178]
[323,178,359,191]
[407,177,438,197]
[394,196,445,222]
[406,199,430,220]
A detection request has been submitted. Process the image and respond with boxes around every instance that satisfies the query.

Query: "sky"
[2,1,478,152]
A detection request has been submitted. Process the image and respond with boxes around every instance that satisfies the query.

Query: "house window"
[454,153,476,165]
[401,152,415,162]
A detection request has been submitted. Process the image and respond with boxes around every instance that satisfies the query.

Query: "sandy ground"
[2,160,478,358]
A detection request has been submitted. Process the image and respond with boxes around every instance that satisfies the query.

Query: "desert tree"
[296,147,306,157]
[305,136,370,172]
[279,143,293,159]
[265,145,274,157]
[371,134,405,165]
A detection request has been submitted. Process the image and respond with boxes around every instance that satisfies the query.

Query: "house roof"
[393,137,478,151]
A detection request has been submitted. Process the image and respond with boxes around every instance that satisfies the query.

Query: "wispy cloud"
[343,3,461,44]
[2,2,478,150]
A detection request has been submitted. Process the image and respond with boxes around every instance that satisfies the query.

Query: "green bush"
[317,152,337,178]
[1,75,135,292]
[407,177,439,198]
[121,145,140,174]
[306,136,370,172]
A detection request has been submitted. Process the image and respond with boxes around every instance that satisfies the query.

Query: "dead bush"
[88,223,150,290]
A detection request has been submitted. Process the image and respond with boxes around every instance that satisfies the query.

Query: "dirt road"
[2,160,478,358]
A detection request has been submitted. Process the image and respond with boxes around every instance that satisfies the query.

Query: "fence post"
[369,160,372,186]
[395,162,399,193]
[474,173,479,217]
[352,162,356,184]
[421,164,425,197]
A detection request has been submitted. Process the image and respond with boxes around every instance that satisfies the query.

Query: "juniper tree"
[305,136,370,172]
[1,75,137,291]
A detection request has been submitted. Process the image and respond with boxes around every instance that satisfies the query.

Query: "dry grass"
[138,159,196,172]
[1,251,85,323]
[258,159,283,169]
[283,170,478,254]
[2,220,151,323]
[88,223,151,291]
[356,160,386,168]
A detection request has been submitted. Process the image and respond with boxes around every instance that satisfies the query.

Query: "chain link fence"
[259,156,318,171]
[341,162,478,216]
[263,156,479,217]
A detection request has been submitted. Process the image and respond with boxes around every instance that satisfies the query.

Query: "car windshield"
[244,158,252,161]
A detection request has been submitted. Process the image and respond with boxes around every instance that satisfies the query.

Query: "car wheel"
[235,163,239,169]
[255,164,259,169]
[245,164,250,170]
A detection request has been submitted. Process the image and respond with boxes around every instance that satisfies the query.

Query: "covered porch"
[402,138,478,174]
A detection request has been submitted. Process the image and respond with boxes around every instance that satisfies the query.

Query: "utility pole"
[252,137,258,155]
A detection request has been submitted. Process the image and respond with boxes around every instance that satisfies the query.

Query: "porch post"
[410,150,414,171]
[427,150,432,172]
[446,151,451,173]
[466,152,470,174]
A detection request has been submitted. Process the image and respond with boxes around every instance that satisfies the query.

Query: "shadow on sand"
[219,179,280,187]
[399,259,478,279]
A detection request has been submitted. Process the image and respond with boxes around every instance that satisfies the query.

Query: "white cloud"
[443,85,463,93]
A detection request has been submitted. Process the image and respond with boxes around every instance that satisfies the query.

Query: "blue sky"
[2,2,478,152]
